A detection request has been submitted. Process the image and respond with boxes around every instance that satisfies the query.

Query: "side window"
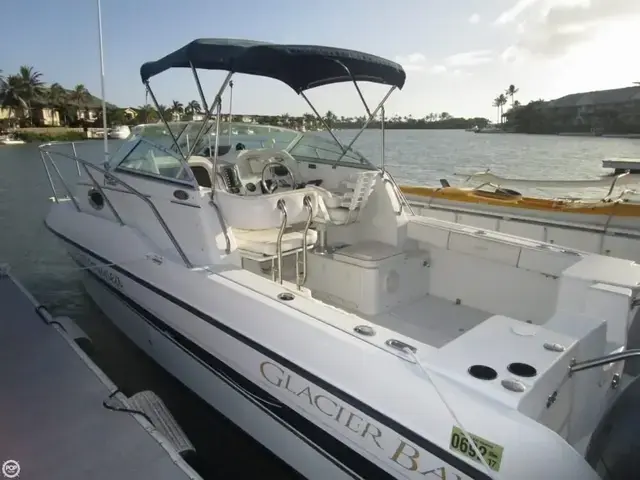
[118,141,190,182]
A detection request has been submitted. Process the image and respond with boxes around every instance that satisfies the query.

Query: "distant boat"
[465,125,479,132]
[108,125,131,139]
[475,125,503,134]
[0,135,25,145]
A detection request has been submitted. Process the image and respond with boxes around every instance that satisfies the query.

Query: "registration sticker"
[449,426,504,472]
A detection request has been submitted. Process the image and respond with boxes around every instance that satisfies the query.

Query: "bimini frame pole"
[228,80,234,146]
[334,85,396,166]
[144,82,187,162]
[184,70,233,160]
[381,105,386,171]
[299,91,348,156]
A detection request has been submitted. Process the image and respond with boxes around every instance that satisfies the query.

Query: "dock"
[0,265,202,480]
[602,158,640,174]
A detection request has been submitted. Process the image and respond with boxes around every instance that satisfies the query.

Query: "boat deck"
[366,295,492,348]
[0,267,201,480]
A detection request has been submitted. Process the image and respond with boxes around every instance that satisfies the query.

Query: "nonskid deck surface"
[0,271,199,480]
[365,295,492,348]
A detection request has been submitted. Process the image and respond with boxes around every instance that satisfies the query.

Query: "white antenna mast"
[97,0,108,164]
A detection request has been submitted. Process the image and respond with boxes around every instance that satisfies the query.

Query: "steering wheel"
[261,160,296,194]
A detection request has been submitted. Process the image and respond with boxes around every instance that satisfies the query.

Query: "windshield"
[288,132,374,169]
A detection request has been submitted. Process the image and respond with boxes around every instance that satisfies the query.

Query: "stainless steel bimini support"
[39,143,194,269]
[144,83,187,162]
[186,71,233,162]
[299,91,348,156]
[190,61,210,114]
[334,85,396,166]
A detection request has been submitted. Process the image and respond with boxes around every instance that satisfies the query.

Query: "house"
[540,86,640,126]
[0,106,60,126]
[33,107,61,126]
[123,108,138,120]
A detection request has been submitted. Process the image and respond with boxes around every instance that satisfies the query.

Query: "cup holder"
[507,362,537,378]
[468,364,497,381]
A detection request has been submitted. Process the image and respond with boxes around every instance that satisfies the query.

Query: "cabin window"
[117,140,192,183]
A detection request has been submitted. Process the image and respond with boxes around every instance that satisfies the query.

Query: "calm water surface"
[1,129,639,477]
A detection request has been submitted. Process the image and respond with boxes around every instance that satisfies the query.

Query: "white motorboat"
[108,125,131,139]
[40,38,640,479]
[475,125,503,134]
[0,134,26,145]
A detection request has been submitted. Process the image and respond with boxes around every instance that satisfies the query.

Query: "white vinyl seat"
[233,228,318,258]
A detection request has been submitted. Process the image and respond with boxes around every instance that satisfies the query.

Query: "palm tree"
[155,104,171,122]
[506,84,519,106]
[48,83,68,125]
[1,75,29,123]
[136,104,157,123]
[69,84,90,122]
[185,100,201,114]
[171,100,183,121]
[492,97,501,124]
[324,110,337,128]
[17,65,45,124]
[498,94,508,123]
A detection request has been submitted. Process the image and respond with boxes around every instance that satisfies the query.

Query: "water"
[1,130,639,477]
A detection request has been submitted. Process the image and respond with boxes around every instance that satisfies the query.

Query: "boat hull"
[44,199,602,480]
[76,250,365,480]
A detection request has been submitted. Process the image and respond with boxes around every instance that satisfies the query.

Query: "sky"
[1,0,639,119]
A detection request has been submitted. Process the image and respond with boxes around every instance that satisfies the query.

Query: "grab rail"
[274,199,287,284]
[39,141,193,269]
[297,195,313,289]
[382,171,415,216]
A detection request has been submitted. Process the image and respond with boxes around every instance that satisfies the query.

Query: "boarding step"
[127,390,196,458]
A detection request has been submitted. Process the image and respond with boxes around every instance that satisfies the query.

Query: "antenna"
[96,0,108,164]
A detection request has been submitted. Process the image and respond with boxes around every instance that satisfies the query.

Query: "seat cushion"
[234,228,318,257]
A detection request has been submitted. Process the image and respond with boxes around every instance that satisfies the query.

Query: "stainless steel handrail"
[275,199,288,285]
[382,171,415,216]
[297,195,313,289]
[39,141,193,268]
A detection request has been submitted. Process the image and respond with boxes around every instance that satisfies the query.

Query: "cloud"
[394,54,448,74]
[501,0,640,59]
[468,13,481,24]
[495,0,541,25]
[395,53,427,71]
[445,50,493,67]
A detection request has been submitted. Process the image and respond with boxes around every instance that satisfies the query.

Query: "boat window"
[289,133,374,168]
[117,140,191,182]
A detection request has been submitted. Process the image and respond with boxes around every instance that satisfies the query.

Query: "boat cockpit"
[104,121,387,287]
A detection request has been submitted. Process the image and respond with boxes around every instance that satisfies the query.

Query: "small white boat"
[0,135,26,145]
[475,125,503,134]
[108,125,131,139]
[38,37,640,480]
